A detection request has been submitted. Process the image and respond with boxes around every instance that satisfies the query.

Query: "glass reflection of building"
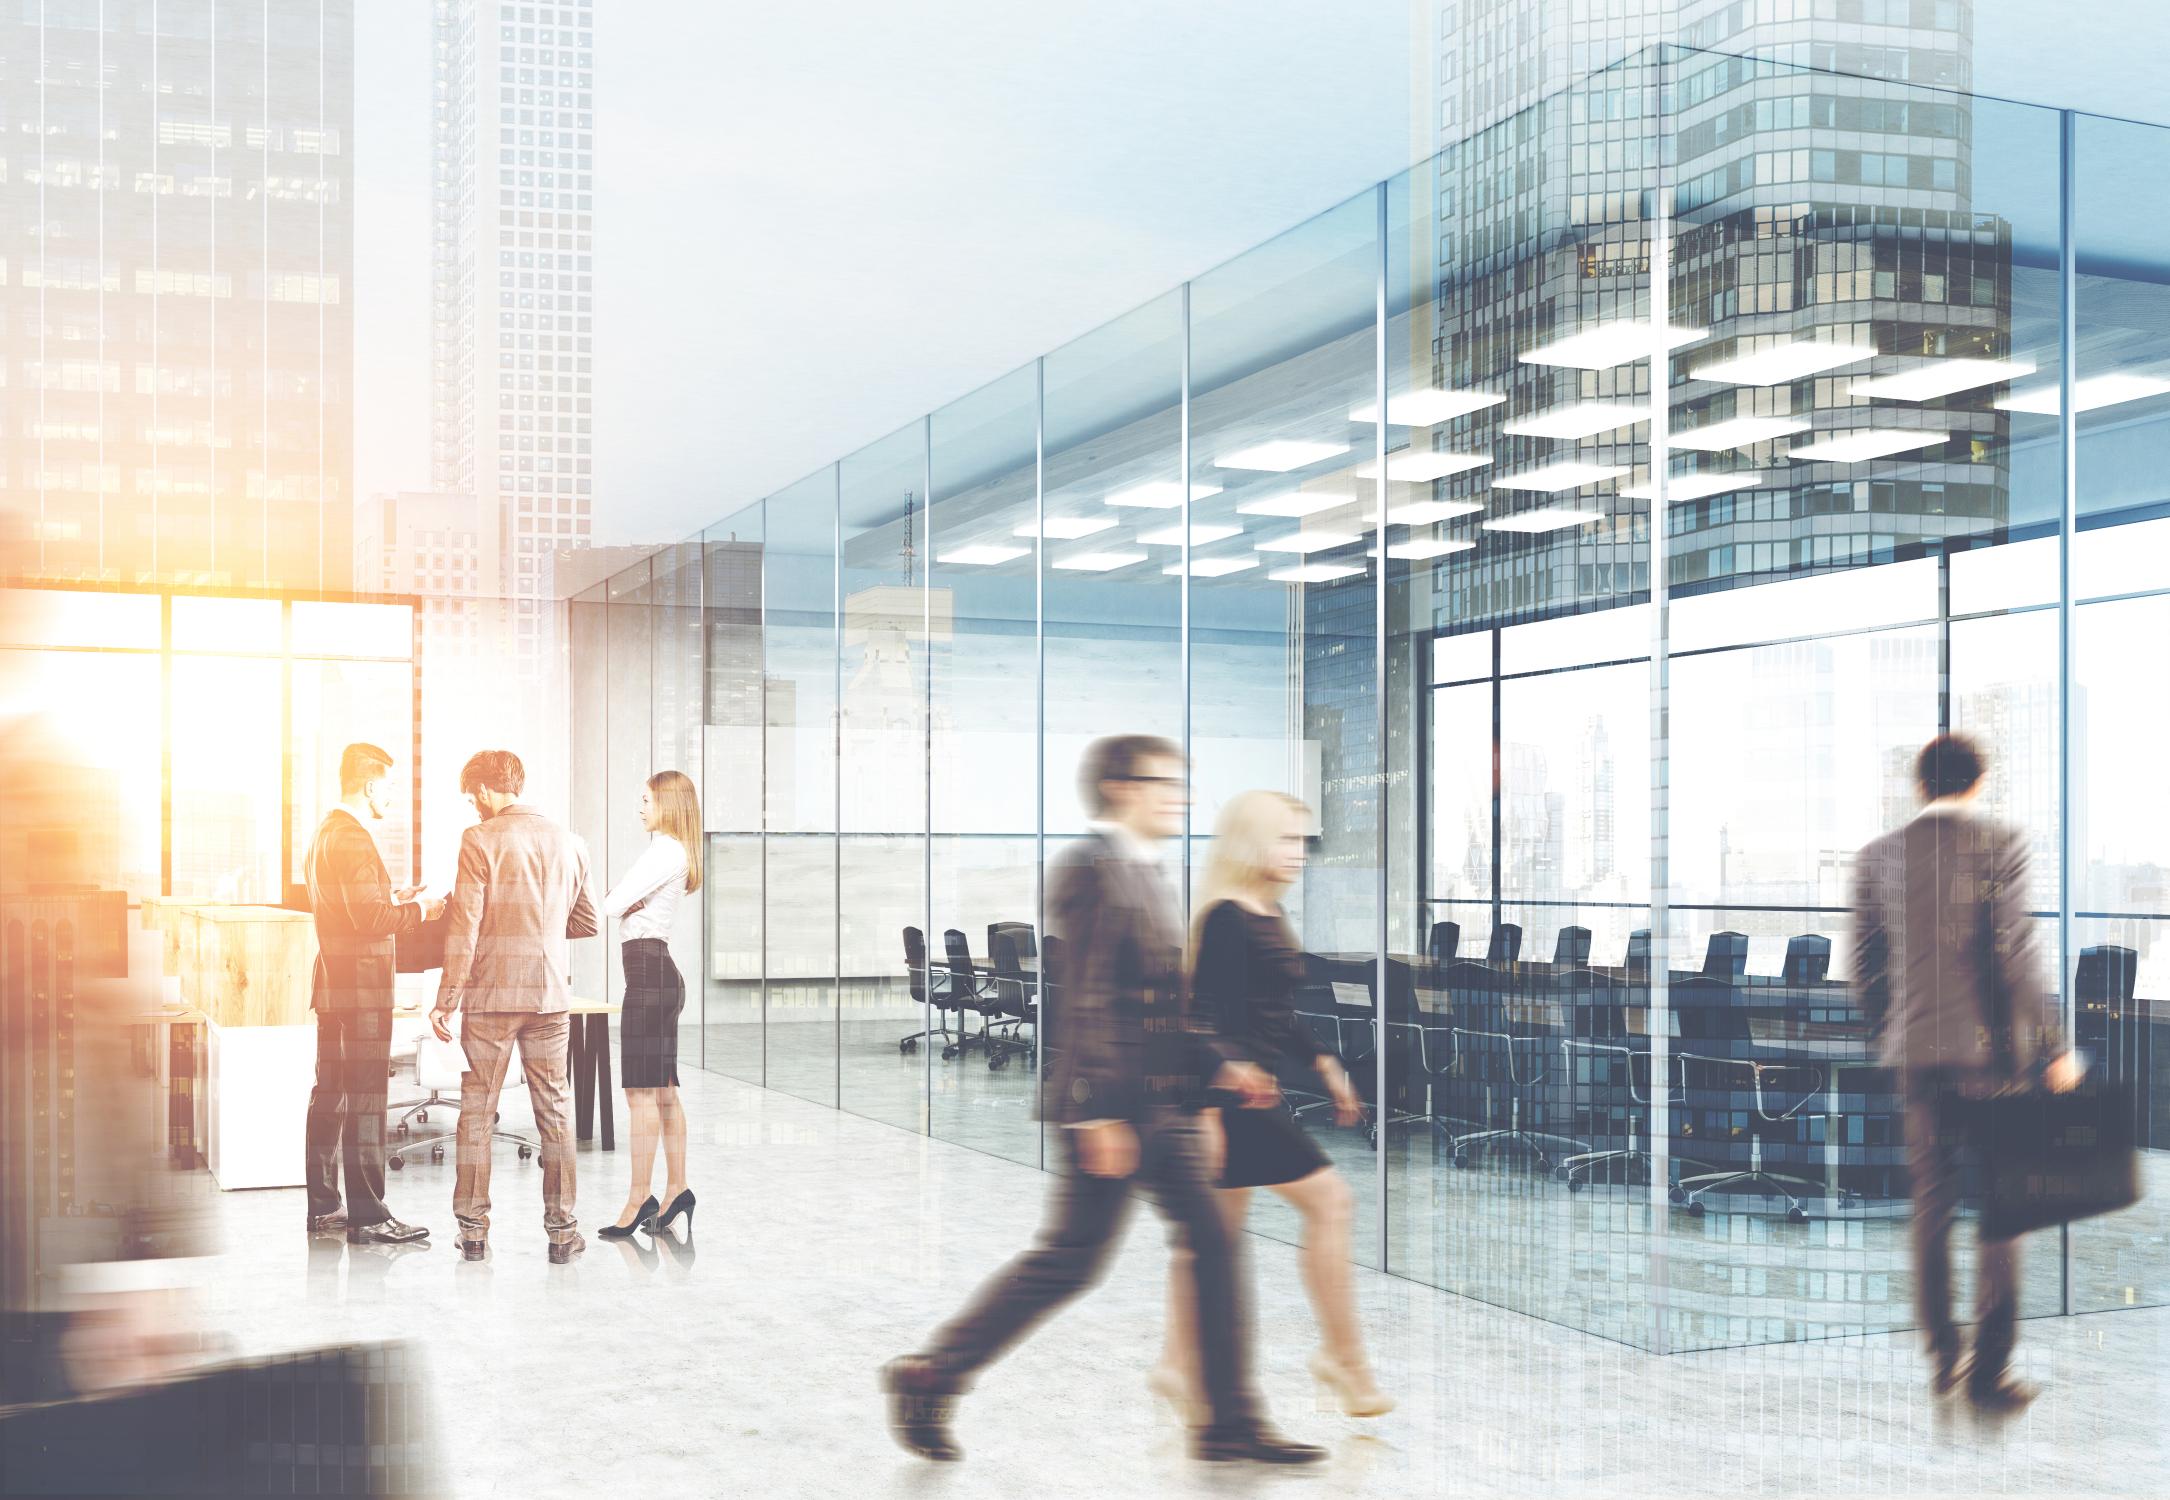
[573,44,2170,1353]
[2,2,356,591]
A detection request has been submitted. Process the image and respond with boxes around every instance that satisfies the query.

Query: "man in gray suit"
[1852,733,2080,1411]
[429,750,598,1264]
[881,736,1323,1466]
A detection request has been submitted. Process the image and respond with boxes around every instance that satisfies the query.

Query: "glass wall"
[573,48,2170,1351]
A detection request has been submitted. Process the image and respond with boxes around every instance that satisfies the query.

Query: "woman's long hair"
[1188,789,1308,970]
[646,769,703,894]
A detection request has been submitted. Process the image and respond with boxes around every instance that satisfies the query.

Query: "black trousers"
[1906,1069,2019,1377]
[919,1116,1259,1434]
[303,1006,393,1225]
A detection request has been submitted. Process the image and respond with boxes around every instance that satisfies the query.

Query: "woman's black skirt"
[619,938,684,1088]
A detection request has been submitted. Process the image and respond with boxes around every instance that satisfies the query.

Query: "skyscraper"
[430,0,594,680]
[2,2,355,589]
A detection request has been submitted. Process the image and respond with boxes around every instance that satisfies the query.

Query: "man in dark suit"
[303,743,441,1245]
[1852,733,2080,1412]
[881,735,1324,1466]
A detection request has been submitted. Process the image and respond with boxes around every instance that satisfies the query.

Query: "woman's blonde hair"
[647,769,703,894]
[1190,789,1310,957]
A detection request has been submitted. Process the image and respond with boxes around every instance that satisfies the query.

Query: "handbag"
[1963,903,2142,1240]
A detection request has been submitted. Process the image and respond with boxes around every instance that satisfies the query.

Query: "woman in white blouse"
[597,770,702,1238]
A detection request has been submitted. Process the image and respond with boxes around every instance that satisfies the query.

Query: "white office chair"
[387,1015,539,1170]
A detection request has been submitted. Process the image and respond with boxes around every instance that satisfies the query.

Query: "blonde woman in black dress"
[597,770,701,1239]
[1152,790,1393,1420]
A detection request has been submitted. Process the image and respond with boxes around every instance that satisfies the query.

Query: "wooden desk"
[393,998,623,1151]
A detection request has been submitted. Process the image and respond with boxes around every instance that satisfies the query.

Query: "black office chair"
[1428,920,1462,970]
[898,926,959,1055]
[1624,929,1651,978]
[1781,934,1831,985]
[1556,985,1680,1191]
[984,930,1038,1071]
[2077,946,2144,1126]
[1486,924,1523,963]
[1446,958,1583,1170]
[1552,926,1592,966]
[1670,972,1825,1222]
[1702,930,1749,978]
[988,920,1037,967]
[942,928,1006,1060]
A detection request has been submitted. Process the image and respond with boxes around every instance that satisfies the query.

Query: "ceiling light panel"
[1788,430,1948,463]
[936,544,1030,566]
[1353,449,1492,482]
[1502,402,1650,440]
[1254,530,1361,554]
[1051,551,1148,572]
[1482,509,1604,534]
[1348,389,1506,425]
[1384,498,1484,525]
[1162,557,1259,577]
[1137,522,1243,546]
[1381,537,1476,559]
[1691,340,1876,385]
[1214,439,1350,472]
[1267,563,1365,583]
[1996,372,2170,416]
[1621,472,1764,502]
[1851,358,2035,402]
[1670,415,1809,451]
[1519,321,1707,369]
[1235,490,1349,518]
[1491,460,1630,492]
[1105,480,1220,509]
[1013,515,1116,540]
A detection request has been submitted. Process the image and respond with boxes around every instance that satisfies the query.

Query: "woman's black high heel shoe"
[654,1189,695,1232]
[599,1195,658,1239]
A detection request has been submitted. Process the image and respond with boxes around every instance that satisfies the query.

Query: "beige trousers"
[452,1010,577,1244]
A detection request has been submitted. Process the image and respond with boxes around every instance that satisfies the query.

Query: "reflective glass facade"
[573,49,2170,1350]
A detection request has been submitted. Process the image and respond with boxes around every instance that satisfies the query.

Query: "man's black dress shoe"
[306,1212,348,1234]
[1191,1427,1330,1465]
[347,1217,429,1246]
[879,1357,962,1462]
[459,1238,488,1262]
[547,1233,586,1265]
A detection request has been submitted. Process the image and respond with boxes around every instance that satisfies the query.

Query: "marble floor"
[183,1052,2170,1498]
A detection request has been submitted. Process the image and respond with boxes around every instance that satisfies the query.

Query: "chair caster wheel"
[415,1110,428,1124]
[941,1046,959,1060]
[1567,1178,1584,1193]
[517,1145,533,1161]
[1785,1205,1807,1225]
[1365,1127,1378,1149]
[899,1040,917,1056]
[395,1123,409,1138]
[1668,1185,1688,1206]
[389,1155,404,1171]
[1452,1151,1472,1169]
[430,1145,445,1163]
[1686,1200,1706,1218]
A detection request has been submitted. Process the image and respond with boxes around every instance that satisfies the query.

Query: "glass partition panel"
[0,649,162,901]
[604,563,656,1011]
[1391,49,1661,1345]
[171,656,282,900]
[1661,62,2065,1351]
[765,472,841,1107]
[705,506,767,1083]
[291,659,418,892]
[927,365,1042,1166]
[838,423,932,1135]
[653,541,707,1068]
[569,585,610,1012]
[2070,112,2170,1314]
[1189,188,1382,1260]
[1040,291,1187,1162]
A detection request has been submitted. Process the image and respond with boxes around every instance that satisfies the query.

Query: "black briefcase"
[394,913,449,974]
[0,1340,439,1496]
[1967,1081,2141,1241]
